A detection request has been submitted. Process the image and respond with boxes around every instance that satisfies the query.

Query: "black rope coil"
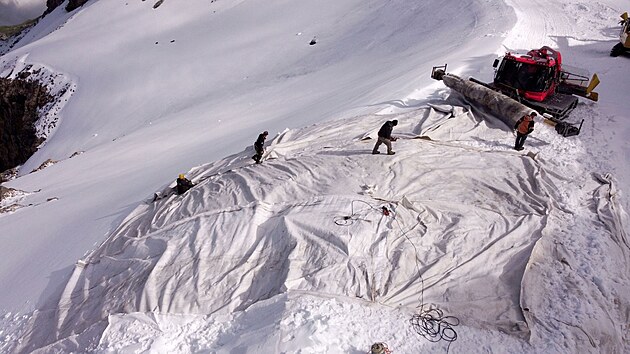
[410,306,459,342]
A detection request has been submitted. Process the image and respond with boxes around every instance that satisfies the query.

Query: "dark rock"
[0,77,53,173]
[31,158,57,173]
[17,71,31,79]
[44,0,65,15]
[66,0,89,12]
[0,167,18,182]
[0,185,19,202]
[45,0,90,14]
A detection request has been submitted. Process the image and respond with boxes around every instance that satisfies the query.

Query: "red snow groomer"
[470,46,599,133]
[431,46,600,137]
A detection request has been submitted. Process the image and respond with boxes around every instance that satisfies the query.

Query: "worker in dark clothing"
[176,174,195,195]
[252,131,268,164]
[373,120,398,155]
[514,112,536,151]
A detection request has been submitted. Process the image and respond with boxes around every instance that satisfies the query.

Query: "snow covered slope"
[1,0,629,353]
[0,0,512,314]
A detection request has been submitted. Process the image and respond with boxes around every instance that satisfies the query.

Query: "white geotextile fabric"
[17,106,562,351]
[593,173,630,256]
[519,172,630,353]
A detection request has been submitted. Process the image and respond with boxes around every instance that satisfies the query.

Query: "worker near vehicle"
[176,174,195,195]
[372,120,398,155]
[514,112,536,151]
[252,131,268,164]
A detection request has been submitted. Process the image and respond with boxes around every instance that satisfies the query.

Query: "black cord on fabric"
[392,217,459,353]
[336,199,459,353]
[333,199,383,226]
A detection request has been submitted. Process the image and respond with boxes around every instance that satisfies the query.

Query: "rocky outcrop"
[30,158,57,173]
[0,185,22,213]
[44,0,65,14]
[45,0,90,14]
[0,167,18,182]
[0,78,53,173]
[0,185,15,201]
[67,0,90,11]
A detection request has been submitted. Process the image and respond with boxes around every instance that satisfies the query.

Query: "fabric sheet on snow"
[17,105,563,351]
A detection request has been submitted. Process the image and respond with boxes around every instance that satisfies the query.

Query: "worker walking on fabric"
[252,131,268,164]
[176,174,195,195]
[514,112,535,151]
[373,120,398,155]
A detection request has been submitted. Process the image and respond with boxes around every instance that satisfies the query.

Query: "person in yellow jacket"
[514,112,536,151]
[176,174,195,195]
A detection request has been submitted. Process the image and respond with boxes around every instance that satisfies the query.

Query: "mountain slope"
[0,0,512,314]
[1,0,629,353]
